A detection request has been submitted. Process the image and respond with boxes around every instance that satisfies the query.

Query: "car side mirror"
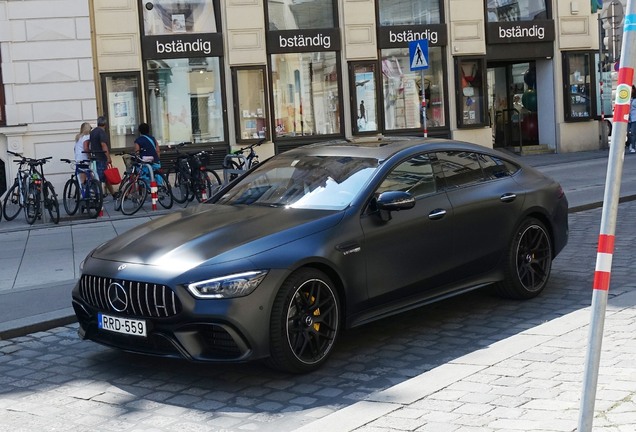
[376,191,415,211]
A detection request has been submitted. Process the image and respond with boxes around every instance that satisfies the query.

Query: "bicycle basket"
[192,151,210,169]
[122,154,133,171]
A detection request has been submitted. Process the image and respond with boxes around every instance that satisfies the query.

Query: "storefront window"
[378,0,441,25]
[455,57,487,128]
[381,47,446,131]
[0,52,5,126]
[271,52,340,138]
[595,53,613,119]
[102,74,142,149]
[233,67,268,142]
[486,0,547,22]
[146,57,224,144]
[351,63,378,134]
[142,0,217,35]
[563,52,593,121]
[267,0,335,30]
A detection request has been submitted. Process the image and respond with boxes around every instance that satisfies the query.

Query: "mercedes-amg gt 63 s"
[72,138,569,373]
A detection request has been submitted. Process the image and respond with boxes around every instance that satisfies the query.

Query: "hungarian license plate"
[98,313,147,337]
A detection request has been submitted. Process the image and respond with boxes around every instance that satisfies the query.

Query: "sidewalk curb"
[0,308,75,340]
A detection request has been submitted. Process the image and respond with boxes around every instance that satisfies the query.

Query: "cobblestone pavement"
[1,202,636,431]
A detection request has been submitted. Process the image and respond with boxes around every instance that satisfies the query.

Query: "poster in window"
[109,91,136,135]
[172,14,186,33]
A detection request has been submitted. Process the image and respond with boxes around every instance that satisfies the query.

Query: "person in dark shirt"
[89,116,116,197]
[134,122,160,165]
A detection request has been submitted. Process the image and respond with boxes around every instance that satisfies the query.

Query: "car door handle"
[500,193,517,203]
[428,209,447,220]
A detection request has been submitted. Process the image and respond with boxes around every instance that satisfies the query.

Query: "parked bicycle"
[60,158,103,218]
[222,139,264,183]
[166,142,221,204]
[2,150,59,224]
[116,153,173,215]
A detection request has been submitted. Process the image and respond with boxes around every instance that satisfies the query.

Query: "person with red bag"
[89,116,117,198]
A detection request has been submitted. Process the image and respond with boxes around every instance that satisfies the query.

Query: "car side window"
[437,151,485,188]
[376,153,437,197]
[479,154,519,179]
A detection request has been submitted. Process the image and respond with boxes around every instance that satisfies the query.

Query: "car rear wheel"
[268,268,340,374]
[495,217,552,299]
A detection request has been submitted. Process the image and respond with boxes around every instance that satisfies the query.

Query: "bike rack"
[222,154,248,184]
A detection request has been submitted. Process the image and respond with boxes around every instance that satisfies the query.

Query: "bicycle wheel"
[170,168,190,204]
[85,179,103,219]
[3,182,22,221]
[155,173,173,209]
[62,178,80,215]
[25,183,39,225]
[44,181,60,224]
[194,170,213,202]
[120,179,148,216]
[204,169,222,195]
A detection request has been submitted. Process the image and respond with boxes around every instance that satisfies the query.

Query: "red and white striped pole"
[578,3,636,430]
[149,166,157,211]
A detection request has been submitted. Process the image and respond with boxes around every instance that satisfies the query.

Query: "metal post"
[578,4,636,430]
[421,70,428,138]
[599,14,609,150]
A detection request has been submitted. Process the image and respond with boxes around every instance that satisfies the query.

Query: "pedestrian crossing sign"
[409,39,429,71]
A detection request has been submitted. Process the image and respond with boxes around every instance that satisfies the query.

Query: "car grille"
[79,274,181,318]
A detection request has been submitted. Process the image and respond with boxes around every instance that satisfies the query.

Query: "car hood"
[91,204,343,269]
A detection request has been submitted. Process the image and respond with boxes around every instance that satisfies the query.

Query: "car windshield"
[216,154,379,210]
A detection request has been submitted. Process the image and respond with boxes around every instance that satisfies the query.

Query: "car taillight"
[556,185,565,199]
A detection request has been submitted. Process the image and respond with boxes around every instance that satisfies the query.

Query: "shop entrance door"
[488,61,539,151]
[349,62,379,134]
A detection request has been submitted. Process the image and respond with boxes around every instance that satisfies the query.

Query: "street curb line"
[0,308,75,340]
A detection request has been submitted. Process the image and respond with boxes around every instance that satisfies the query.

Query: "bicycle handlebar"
[233,138,265,155]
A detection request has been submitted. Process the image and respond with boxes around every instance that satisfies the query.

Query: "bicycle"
[60,158,103,218]
[116,154,173,215]
[2,150,59,224]
[166,142,221,204]
[222,139,264,183]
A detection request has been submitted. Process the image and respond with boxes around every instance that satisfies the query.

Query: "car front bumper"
[71,262,290,363]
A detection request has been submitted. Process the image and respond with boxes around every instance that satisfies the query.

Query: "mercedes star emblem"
[107,282,128,312]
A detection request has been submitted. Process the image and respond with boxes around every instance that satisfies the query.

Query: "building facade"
[0,0,610,195]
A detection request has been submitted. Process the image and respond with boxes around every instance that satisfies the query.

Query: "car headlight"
[187,270,268,299]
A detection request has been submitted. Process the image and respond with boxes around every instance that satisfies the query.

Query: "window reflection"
[216,154,378,210]
[146,57,224,144]
[486,0,547,22]
[381,48,445,130]
[378,0,441,25]
[268,0,334,30]
[271,52,340,138]
[143,0,217,35]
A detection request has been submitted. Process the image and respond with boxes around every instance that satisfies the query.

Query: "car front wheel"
[495,218,552,299]
[268,268,340,374]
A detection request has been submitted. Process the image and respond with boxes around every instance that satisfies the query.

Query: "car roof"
[283,137,517,163]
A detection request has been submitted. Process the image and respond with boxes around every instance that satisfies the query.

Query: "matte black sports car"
[72,138,568,373]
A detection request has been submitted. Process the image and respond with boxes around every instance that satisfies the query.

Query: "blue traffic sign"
[409,39,429,71]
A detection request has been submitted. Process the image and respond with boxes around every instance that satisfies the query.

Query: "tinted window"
[216,154,378,210]
[377,153,437,197]
[479,154,519,179]
[437,151,484,188]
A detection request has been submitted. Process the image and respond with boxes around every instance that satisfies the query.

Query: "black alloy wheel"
[269,268,340,374]
[496,218,552,299]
